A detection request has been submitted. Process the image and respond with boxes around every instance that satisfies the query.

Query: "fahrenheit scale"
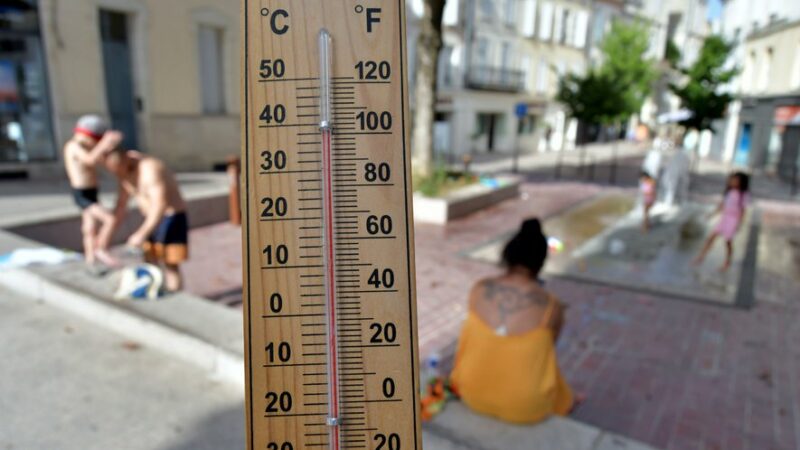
[241,2,421,450]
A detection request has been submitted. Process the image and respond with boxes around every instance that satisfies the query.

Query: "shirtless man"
[63,115,123,269]
[101,147,189,292]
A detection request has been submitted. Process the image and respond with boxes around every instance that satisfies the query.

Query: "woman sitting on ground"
[450,218,573,424]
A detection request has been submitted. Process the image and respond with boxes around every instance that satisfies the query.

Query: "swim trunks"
[143,212,189,265]
[72,188,99,210]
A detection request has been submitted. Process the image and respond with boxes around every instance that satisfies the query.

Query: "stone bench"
[414,176,522,224]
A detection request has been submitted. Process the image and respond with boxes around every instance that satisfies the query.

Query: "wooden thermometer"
[241,1,421,449]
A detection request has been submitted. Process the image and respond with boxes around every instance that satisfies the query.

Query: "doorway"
[735,123,751,167]
[99,10,138,150]
[477,113,503,152]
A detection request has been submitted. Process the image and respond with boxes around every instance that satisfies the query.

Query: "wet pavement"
[463,194,750,306]
[563,202,750,306]
[755,201,800,306]
[464,193,636,274]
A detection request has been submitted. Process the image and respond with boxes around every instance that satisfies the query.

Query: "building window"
[574,10,588,48]
[536,58,548,93]
[538,1,553,41]
[553,5,563,43]
[500,42,511,69]
[439,46,454,87]
[505,0,516,27]
[521,56,533,91]
[480,0,495,20]
[443,0,459,26]
[560,9,570,44]
[476,113,491,135]
[0,2,55,163]
[520,114,537,134]
[476,37,491,66]
[743,51,756,90]
[759,47,773,92]
[591,10,605,45]
[522,0,537,37]
[198,25,226,114]
[792,42,800,88]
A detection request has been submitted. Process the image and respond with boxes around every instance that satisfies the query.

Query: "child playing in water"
[694,172,751,272]
[640,171,657,232]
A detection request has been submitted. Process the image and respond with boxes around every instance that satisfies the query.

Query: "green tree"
[557,70,623,130]
[599,20,658,121]
[557,19,657,136]
[665,39,681,69]
[556,19,656,181]
[670,35,738,135]
[556,69,624,178]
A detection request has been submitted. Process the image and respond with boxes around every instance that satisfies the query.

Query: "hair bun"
[521,218,542,234]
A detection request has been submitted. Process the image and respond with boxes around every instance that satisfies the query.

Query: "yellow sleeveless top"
[450,305,573,424]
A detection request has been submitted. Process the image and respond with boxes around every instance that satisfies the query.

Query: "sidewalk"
[458,141,800,203]
[0,285,244,450]
[456,141,649,176]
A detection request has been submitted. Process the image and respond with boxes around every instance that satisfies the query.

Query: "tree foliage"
[557,19,656,127]
[598,20,658,119]
[670,35,738,132]
[556,70,623,125]
[665,39,681,69]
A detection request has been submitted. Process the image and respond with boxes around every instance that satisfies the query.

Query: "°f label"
[241,2,421,450]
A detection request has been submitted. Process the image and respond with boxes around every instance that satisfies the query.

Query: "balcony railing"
[465,65,526,92]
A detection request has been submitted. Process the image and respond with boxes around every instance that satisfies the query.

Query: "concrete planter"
[413,176,521,224]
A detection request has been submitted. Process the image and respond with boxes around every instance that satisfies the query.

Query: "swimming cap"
[74,115,109,140]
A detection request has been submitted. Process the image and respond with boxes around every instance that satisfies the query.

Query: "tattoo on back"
[482,280,549,325]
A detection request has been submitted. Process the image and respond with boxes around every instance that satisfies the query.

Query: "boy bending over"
[102,147,189,292]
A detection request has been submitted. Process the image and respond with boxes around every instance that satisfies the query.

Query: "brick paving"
[555,279,800,450]
[182,222,243,306]
[182,180,800,450]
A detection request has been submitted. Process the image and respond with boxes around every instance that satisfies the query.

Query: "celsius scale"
[241,1,422,449]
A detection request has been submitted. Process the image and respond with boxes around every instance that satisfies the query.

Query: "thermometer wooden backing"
[241,1,421,449]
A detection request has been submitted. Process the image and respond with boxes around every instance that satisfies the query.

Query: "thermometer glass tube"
[318,28,340,450]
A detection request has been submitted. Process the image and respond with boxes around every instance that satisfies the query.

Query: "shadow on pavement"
[159,404,245,450]
[518,156,646,188]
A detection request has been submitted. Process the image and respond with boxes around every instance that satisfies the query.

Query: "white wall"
[715,0,800,162]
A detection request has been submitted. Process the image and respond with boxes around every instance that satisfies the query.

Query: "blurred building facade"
[628,0,709,128]
[406,0,710,162]
[417,0,591,162]
[0,0,240,178]
[717,0,800,177]
[0,0,731,177]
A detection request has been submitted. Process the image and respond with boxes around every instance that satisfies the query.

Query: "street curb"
[734,207,760,308]
[422,401,660,450]
[0,268,244,388]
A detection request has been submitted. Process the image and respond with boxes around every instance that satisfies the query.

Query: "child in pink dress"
[694,172,751,272]
[640,171,657,232]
